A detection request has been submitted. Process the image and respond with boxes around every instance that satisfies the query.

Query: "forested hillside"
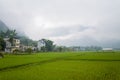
[0,20,37,47]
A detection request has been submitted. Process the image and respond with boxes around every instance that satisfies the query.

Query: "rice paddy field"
[0,51,120,80]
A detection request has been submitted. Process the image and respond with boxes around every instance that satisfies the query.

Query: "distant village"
[3,37,51,53]
[0,29,119,54]
[4,37,36,53]
[2,37,116,53]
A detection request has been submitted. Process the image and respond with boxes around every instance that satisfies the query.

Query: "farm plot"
[0,52,120,80]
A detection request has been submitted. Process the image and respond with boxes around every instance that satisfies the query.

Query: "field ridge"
[0,57,66,71]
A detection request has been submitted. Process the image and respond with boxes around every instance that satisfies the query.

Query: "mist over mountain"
[0,0,120,48]
[0,20,9,32]
[0,19,37,46]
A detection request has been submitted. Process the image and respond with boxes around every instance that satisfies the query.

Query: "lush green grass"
[0,52,120,80]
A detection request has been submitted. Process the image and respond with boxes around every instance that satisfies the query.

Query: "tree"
[41,46,46,52]
[0,37,5,51]
[13,49,20,54]
[0,29,12,38]
[9,30,17,46]
[0,31,6,38]
[58,46,63,52]
[19,36,37,46]
[42,39,54,52]
[0,53,4,58]
[0,29,17,46]
[26,48,32,54]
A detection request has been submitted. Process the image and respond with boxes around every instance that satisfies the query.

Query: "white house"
[20,45,37,52]
[4,38,20,53]
[13,39,20,48]
[4,38,11,52]
[102,48,113,51]
[37,39,45,51]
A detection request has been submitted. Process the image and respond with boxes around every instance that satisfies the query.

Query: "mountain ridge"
[0,20,9,32]
[0,19,37,46]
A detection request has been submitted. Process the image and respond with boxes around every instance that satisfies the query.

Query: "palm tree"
[9,30,17,46]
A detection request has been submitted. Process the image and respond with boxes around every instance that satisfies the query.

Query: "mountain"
[0,20,9,32]
[0,20,37,46]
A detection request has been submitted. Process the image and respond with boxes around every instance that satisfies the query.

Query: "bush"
[13,49,20,54]
[0,53,4,58]
[41,46,46,52]
[26,48,32,54]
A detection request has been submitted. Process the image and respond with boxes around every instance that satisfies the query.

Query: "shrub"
[0,53,4,58]
[26,48,32,54]
[13,49,20,54]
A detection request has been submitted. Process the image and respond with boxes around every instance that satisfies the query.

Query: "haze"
[0,0,120,48]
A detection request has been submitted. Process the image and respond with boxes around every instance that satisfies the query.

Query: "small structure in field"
[102,48,113,52]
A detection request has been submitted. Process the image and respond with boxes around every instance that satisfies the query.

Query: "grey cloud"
[0,0,120,48]
[47,25,90,37]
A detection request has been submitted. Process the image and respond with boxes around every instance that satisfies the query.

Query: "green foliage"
[25,48,33,54]
[0,52,120,80]
[0,29,17,46]
[9,30,17,45]
[56,46,68,52]
[0,29,37,47]
[0,29,17,38]
[42,39,54,52]
[13,49,20,54]
[0,37,5,51]
[41,46,46,52]
[0,20,37,47]
[18,36,37,46]
[0,53,4,58]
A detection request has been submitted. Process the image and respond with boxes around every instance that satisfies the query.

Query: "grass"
[0,51,120,80]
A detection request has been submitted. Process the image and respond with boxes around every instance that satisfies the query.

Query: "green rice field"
[0,52,120,80]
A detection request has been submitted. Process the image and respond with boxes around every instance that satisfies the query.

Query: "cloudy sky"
[0,0,120,48]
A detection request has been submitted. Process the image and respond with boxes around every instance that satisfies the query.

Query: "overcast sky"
[0,0,120,48]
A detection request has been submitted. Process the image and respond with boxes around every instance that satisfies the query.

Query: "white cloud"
[0,0,120,47]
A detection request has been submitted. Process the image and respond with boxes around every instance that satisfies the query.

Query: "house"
[20,45,37,52]
[11,38,20,52]
[20,44,27,52]
[37,39,45,51]
[4,38,20,53]
[4,38,11,52]
[102,48,113,52]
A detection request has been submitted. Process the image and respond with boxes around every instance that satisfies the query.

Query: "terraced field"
[0,52,120,80]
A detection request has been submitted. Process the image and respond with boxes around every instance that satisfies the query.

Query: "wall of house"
[37,40,45,51]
